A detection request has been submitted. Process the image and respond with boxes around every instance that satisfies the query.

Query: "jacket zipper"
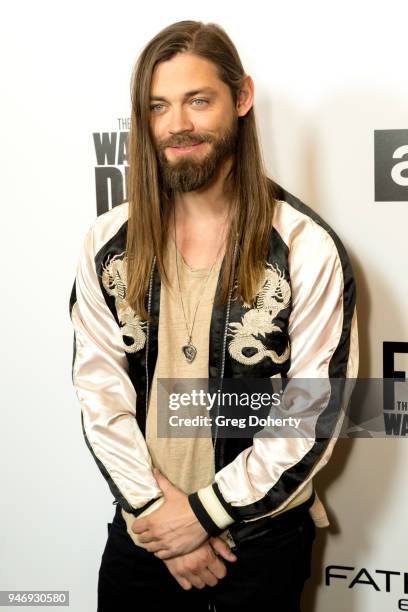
[212,279,234,456]
[213,238,238,456]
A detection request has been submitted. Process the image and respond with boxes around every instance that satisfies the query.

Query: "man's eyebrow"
[149,87,217,102]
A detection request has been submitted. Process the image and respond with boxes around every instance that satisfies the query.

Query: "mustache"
[159,134,213,149]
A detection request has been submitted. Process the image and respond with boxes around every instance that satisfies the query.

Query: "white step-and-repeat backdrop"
[2,1,407,610]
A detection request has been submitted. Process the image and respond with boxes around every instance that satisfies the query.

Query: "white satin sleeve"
[69,224,162,514]
[187,217,359,535]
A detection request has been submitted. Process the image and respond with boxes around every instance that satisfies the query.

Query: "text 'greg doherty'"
[168,415,302,429]
[168,390,283,411]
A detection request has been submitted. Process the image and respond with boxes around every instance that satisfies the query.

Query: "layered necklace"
[173,205,230,363]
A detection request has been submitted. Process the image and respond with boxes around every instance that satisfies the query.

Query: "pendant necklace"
[173,205,228,364]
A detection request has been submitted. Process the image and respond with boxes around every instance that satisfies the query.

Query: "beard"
[155,116,239,193]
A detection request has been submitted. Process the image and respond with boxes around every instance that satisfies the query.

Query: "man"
[69,20,359,612]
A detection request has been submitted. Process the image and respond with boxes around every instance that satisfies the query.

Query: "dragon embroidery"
[227,262,291,366]
[101,251,147,354]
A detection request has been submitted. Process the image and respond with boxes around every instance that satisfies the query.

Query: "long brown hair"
[126,20,278,323]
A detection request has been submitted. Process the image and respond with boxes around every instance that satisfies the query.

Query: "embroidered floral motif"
[101,251,147,354]
[227,262,291,365]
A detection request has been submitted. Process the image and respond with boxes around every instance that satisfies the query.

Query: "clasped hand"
[131,468,211,559]
[130,469,237,589]
[162,535,237,590]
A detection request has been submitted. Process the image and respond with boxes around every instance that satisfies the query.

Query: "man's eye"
[191,98,208,106]
[149,99,208,112]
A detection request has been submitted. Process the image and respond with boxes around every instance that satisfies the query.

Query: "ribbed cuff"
[188,482,235,536]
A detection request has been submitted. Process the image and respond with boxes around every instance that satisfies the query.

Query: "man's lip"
[170,142,203,148]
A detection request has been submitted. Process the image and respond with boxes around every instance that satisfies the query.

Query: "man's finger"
[131,519,148,534]
[154,549,180,561]
[177,577,192,590]
[184,572,206,590]
[135,530,159,543]
[154,547,178,560]
[210,537,237,562]
[143,541,168,553]
[207,556,228,580]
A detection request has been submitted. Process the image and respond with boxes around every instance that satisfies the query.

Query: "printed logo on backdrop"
[326,565,408,610]
[374,129,408,202]
[332,343,408,438]
[382,342,408,436]
[93,118,129,216]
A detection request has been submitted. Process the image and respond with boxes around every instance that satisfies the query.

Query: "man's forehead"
[150,54,222,96]
[149,86,218,102]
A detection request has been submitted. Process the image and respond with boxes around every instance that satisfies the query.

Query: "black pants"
[97,499,316,611]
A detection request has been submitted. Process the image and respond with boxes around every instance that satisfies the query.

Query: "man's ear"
[236,74,254,117]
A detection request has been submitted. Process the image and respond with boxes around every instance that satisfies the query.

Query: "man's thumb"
[153,467,171,491]
[210,536,237,562]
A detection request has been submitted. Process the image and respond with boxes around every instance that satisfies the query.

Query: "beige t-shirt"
[145,233,222,493]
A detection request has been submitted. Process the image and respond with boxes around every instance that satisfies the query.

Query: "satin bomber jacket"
[69,182,359,541]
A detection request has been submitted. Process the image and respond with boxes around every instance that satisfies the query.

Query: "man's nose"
[167,106,194,135]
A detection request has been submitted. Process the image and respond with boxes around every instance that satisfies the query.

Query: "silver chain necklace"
[173,205,228,363]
